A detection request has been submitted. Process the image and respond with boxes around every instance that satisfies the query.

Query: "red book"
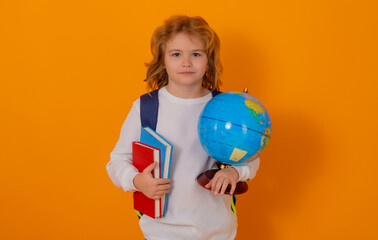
[132,141,161,219]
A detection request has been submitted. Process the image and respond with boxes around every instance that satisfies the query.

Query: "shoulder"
[130,89,162,112]
[130,98,141,113]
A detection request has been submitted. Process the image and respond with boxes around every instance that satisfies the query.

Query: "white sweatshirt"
[106,87,260,240]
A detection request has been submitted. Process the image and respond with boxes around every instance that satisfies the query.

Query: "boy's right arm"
[106,101,141,192]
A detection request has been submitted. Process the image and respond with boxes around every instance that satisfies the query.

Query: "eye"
[172,53,181,57]
[193,53,201,57]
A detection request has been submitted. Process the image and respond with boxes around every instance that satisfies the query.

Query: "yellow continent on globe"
[245,99,265,114]
[229,148,248,162]
[245,99,265,124]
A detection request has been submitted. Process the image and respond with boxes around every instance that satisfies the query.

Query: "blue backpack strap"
[137,89,159,219]
[140,89,159,131]
[211,90,222,97]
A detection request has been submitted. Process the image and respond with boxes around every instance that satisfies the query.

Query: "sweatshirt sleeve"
[106,100,141,192]
[232,157,260,182]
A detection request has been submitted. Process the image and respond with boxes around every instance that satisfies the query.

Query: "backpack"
[136,89,238,219]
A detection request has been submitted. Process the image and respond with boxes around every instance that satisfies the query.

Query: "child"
[106,15,260,240]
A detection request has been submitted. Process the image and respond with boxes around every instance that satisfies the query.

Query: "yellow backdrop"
[1,0,377,239]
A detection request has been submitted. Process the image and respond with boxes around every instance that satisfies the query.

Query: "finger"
[156,178,171,184]
[230,181,236,195]
[157,184,171,191]
[159,188,171,194]
[205,172,219,189]
[205,179,213,189]
[156,189,170,196]
[219,179,230,195]
[147,193,159,200]
[143,162,157,174]
[154,189,170,199]
[209,173,221,189]
[213,178,225,195]
[152,195,161,200]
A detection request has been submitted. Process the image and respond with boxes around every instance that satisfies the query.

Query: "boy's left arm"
[205,158,260,195]
[232,157,260,182]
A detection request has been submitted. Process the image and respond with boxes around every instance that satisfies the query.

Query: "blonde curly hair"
[144,15,223,91]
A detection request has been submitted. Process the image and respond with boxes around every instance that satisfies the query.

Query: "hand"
[133,162,171,200]
[205,167,239,195]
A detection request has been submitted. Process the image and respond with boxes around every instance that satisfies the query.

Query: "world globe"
[198,90,272,166]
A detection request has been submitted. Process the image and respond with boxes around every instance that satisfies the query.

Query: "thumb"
[143,162,157,175]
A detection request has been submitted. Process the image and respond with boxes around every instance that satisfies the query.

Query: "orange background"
[1,1,377,239]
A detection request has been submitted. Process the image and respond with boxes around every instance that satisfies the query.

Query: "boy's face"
[164,33,208,91]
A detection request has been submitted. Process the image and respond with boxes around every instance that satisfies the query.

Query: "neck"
[165,84,210,99]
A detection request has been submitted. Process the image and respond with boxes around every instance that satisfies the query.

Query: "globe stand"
[197,163,248,195]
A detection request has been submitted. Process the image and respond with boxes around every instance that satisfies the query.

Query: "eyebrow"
[168,49,205,52]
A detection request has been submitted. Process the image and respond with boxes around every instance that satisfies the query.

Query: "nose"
[182,56,192,68]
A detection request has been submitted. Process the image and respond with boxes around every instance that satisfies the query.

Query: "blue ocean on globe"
[198,91,272,165]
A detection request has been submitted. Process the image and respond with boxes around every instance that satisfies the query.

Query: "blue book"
[140,126,173,217]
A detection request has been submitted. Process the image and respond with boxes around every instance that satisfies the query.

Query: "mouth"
[179,71,195,75]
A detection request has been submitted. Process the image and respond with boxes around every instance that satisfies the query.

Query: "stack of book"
[132,127,173,219]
